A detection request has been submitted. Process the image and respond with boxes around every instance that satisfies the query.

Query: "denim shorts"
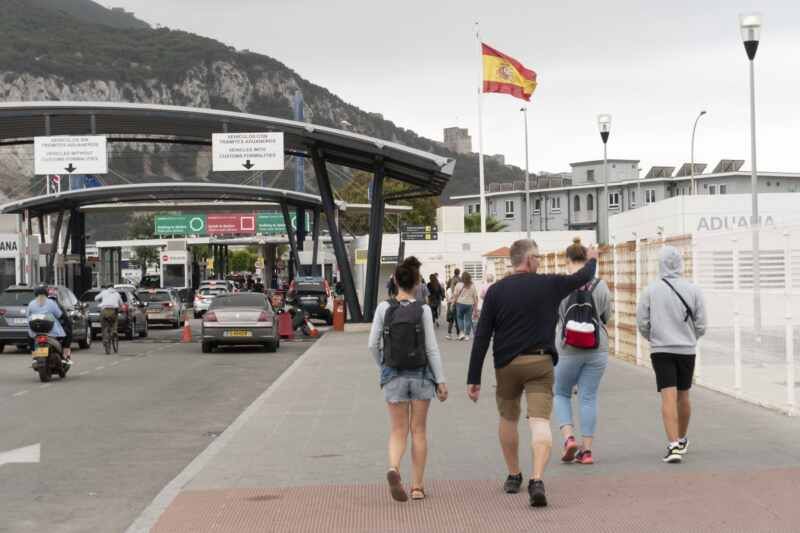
[383,373,436,403]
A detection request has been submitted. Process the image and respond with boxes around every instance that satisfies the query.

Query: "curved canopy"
[0,101,455,195]
[0,182,322,216]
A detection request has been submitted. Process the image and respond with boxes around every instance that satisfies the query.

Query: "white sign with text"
[34,135,108,175]
[212,132,284,172]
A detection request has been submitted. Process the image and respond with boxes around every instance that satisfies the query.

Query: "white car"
[194,287,229,318]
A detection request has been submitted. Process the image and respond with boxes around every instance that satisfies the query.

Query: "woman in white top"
[450,271,479,341]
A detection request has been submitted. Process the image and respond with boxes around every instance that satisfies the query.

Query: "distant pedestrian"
[451,272,479,341]
[427,274,445,327]
[636,246,706,464]
[446,268,461,291]
[445,283,460,340]
[368,257,448,502]
[387,275,398,298]
[554,238,611,465]
[479,272,495,313]
[468,238,598,508]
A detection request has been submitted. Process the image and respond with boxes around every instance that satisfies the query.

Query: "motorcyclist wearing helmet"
[27,286,66,354]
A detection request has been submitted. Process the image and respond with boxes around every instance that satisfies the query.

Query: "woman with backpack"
[368,257,448,502]
[451,271,479,341]
[554,238,611,465]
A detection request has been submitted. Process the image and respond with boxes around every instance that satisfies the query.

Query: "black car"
[81,289,149,340]
[288,276,332,324]
[0,285,92,352]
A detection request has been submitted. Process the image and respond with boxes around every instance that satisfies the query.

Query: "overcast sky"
[99,0,800,176]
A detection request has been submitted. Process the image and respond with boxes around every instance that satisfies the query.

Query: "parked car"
[199,279,236,293]
[194,287,228,318]
[288,276,332,325]
[0,285,92,352]
[81,288,148,340]
[201,293,279,353]
[136,289,183,328]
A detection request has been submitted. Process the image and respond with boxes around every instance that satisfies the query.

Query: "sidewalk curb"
[124,332,330,533]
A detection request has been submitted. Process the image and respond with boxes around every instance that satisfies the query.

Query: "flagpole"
[475,22,487,234]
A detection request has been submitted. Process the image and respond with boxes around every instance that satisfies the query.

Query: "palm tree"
[464,213,508,232]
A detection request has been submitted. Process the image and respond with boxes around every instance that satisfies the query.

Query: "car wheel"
[264,340,277,353]
[78,325,91,349]
[325,312,333,326]
[139,319,148,338]
[201,341,212,353]
[0,343,4,353]
[125,319,135,340]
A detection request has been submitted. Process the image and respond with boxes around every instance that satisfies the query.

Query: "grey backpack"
[382,299,427,370]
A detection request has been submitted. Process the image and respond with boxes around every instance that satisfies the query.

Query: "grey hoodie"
[636,246,707,355]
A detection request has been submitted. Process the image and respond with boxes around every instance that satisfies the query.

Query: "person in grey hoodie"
[637,245,707,464]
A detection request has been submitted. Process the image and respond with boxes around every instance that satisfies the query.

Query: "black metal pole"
[281,202,302,278]
[311,148,363,322]
[46,210,64,284]
[364,160,385,321]
[311,208,320,270]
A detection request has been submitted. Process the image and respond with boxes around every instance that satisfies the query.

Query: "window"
[645,189,656,205]
[573,195,581,212]
[608,192,620,209]
[708,185,717,195]
[587,194,594,211]
[720,184,727,195]
[587,169,595,181]
[533,198,541,214]
[462,261,483,282]
[550,197,561,213]
[467,204,474,215]
[630,190,637,207]
[504,200,515,219]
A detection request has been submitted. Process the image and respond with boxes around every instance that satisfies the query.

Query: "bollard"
[784,230,796,414]
[333,298,346,331]
[732,237,742,396]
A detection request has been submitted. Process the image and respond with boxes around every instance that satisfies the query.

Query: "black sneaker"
[503,473,523,494]
[663,444,682,463]
[676,437,689,455]
[528,479,547,507]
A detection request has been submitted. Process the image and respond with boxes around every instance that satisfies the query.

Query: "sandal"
[386,468,408,502]
[410,487,426,500]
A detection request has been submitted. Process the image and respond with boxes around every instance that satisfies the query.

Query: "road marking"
[39,384,52,389]
[95,366,105,371]
[79,371,89,376]
[0,443,40,467]
[12,390,29,397]
[110,361,120,367]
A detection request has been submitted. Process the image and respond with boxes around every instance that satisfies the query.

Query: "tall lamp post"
[740,13,762,332]
[521,107,531,239]
[597,114,611,244]
[690,110,707,195]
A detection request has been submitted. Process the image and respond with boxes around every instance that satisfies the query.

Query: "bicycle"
[101,308,119,355]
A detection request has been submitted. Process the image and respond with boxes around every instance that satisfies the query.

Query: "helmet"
[33,286,48,297]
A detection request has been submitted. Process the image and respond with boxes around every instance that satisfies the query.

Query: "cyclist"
[94,284,122,349]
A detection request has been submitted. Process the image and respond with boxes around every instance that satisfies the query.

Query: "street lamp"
[740,13,762,332]
[597,114,611,244]
[690,110,707,195]
[520,107,531,239]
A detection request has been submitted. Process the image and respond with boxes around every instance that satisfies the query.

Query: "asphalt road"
[0,319,314,533]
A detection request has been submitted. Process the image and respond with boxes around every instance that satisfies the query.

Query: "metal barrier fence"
[542,226,799,415]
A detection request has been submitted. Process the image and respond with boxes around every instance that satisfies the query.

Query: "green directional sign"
[256,212,312,235]
[155,212,309,236]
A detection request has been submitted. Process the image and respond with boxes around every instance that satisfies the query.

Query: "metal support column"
[281,202,302,279]
[46,210,64,284]
[364,160,385,321]
[265,244,275,290]
[69,210,87,294]
[312,208,321,269]
[38,215,46,244]
[311,148,363,322]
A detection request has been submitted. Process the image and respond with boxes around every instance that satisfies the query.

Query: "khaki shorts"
[495,355,554,421]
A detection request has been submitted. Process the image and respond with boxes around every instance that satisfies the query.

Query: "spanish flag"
[482,43,537,101]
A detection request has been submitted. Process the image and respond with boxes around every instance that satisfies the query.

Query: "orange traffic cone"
[305,318,319,338]
[181,314,192,343]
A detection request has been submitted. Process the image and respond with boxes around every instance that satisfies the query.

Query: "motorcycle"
[281,296,313,337]
[29,313,70,383]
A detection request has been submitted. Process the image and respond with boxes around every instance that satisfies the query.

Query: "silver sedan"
[200,293,279,353]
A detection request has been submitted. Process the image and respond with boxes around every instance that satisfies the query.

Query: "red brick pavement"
[153,467,800,532]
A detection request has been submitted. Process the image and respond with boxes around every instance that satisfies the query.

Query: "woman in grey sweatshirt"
[636,245,707,463]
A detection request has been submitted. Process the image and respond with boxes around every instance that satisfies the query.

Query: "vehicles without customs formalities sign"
[211,132,284,172]
[34,135,108,175]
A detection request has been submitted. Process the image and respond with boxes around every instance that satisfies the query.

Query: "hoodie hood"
[659,246,684,278]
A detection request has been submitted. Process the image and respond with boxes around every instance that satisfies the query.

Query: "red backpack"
[561,280,601,349]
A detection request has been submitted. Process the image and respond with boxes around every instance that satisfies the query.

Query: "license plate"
[147,310,161,314]
[10,318,28,325]
[33,347,49,358]
[224,330,252,337]
[92,322,101,328]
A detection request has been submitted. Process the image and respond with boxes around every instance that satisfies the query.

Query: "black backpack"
[561,280,601,349]
[382,299,428,370]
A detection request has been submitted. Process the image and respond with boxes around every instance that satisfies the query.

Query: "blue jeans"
[553,351,608,437]
[455,303,473,336]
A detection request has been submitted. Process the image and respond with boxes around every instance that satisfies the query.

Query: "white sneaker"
[446,335,452,340]
[458,335,465,341]
[464,336,471,341]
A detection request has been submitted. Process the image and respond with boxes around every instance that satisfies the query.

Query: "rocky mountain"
[0,0,524,204]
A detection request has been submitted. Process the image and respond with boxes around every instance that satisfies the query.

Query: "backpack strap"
[383,299,401,334]
[662,279,695,323]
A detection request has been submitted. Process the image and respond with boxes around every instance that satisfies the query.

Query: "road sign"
[206,258,214,270]
[380,256,399,264]
[154,215,204,236]
[207,213,257,235]
[401,224,438,241]
[34,135,107,175]
[211,132,284,172]
[355,249,368,265]
[255,256,265,269]
[256,212,311,235]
